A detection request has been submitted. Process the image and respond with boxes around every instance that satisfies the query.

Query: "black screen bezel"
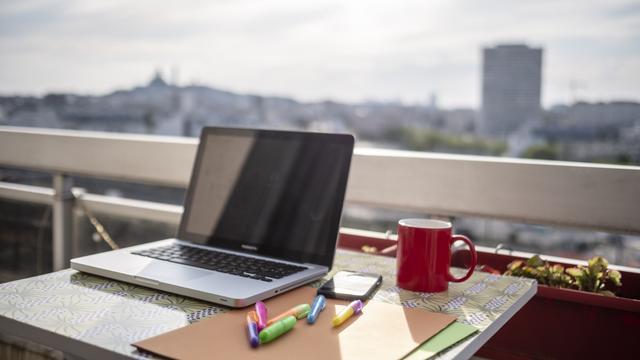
[177,126,354,269]
[317,270,383,300]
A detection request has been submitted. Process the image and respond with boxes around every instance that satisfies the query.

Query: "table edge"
[444,280,538,360]
[0,314,134,360]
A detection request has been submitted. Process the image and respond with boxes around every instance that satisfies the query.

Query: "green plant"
[566,256,622,296]
[504,255,622,296]
[504,255,572,288]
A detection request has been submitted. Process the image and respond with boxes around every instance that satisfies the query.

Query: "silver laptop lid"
[177,127,354,268]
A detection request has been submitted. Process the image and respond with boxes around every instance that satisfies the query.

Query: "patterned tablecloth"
[0,249,535,359]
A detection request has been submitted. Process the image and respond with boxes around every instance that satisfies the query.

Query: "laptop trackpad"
[136,261,210,283]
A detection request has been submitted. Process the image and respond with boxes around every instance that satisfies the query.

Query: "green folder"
[402,322,478,360]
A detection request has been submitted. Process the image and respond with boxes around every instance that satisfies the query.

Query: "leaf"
[596,272,604,280]
[608,270,622,286]
[588,256,608,273]
[594,279,602,291]
[507,260,523,270]
[566,267,583,277]
[522,267,537,276]
[527,255,545,268]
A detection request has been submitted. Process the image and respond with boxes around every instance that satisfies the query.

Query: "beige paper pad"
[134,287,455,360]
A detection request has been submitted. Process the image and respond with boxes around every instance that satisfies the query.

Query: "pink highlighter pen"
[246,311,260,348]
[255,301,268,330]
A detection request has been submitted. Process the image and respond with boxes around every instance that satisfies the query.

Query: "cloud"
[0,0,639,106]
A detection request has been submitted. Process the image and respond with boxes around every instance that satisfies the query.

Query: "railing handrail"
[3,180,640,275]
[2,125,640,235]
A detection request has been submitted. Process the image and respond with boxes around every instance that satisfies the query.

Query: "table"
[0,249,536,359]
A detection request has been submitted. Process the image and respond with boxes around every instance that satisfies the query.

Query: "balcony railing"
[2,125,640,270]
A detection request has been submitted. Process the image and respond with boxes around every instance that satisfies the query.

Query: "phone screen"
[318,271,382,300]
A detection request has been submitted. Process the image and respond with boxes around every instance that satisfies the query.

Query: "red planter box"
[337,231,640,360]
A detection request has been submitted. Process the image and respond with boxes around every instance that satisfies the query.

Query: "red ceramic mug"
[396,219,477,292]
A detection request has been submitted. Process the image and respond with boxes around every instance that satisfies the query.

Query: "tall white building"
[481,44,543,138]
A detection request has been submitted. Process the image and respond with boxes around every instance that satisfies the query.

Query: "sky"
[0,0,639,108]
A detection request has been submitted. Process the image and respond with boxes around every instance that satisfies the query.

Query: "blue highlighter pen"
[307,295,326,324]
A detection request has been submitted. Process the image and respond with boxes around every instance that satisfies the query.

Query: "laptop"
[71,127,354,307]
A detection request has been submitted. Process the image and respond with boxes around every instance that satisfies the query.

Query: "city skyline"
[1,0,639,108]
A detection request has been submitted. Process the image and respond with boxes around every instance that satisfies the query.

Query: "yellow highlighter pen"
[332,300,363,327]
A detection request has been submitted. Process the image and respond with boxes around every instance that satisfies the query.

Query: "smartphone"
[317,270,382,301]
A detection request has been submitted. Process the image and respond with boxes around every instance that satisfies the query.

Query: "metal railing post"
[52,174,73,271]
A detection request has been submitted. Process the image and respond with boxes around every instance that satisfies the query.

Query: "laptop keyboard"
[132,244,307,282]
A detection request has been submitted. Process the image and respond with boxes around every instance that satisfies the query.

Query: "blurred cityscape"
[2,43,640,281]
[3,44,639,164]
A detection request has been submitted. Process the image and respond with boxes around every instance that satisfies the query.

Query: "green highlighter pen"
[266,304,310,326]
[259,315,296,344]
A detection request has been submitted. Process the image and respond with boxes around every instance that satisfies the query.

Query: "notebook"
[134,286,456,360]
[403,322,478,360]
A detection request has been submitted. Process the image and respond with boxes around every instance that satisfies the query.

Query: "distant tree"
[522,144,559,160]
[381,126,507,156]
[615,153,632,165]
[143,111,156,133]
[592,153,633,165]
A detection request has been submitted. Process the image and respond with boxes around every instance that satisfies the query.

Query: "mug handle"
[447,234,477,283]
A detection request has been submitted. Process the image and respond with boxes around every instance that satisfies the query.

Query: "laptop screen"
[178,127,354,268]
